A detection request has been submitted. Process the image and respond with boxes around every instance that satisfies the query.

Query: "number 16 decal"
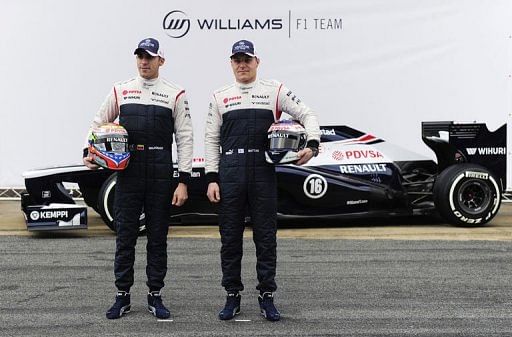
[303,174,328,199]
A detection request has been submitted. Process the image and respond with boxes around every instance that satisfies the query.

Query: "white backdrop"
[1,0,511,187]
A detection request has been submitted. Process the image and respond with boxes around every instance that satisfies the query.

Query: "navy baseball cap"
[230,40,256,57]
[134,38,164,58]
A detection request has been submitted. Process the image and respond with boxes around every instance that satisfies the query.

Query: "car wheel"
[80,185,100,213]
[97,173,147,234]
[433,164,501,226]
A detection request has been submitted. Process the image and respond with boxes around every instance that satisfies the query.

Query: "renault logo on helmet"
[163,10,191,38]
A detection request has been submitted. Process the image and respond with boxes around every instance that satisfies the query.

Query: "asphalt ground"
[1,201,511,336]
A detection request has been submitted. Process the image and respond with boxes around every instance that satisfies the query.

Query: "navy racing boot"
[147,291,171,319]
[258,292,280,321]
[218,292,241,320]
[106,291,131,319]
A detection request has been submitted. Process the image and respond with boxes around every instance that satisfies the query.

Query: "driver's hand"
[295,148,314,166]
[173,183,188,206]
[83,156,100,169]
[207,182,221,203]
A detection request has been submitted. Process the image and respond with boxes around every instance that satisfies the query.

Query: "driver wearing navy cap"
[84,37,193,320]
[134,37,165,58]
[205,39,320,321]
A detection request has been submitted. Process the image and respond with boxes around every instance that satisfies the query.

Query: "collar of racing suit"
[137,75,159,89]
[235,78,258,92]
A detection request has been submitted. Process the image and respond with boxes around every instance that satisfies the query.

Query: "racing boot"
[106,291,131,319]
[218,292,241,320]
[258,292,280,321]
[147,291,171,319]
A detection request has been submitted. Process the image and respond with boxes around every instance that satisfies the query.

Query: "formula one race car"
[21,121,507,232]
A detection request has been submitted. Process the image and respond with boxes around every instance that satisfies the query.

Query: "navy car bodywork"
[21,122,507,231]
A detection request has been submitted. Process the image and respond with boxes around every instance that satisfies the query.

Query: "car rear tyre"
[433,164,501,226]
[97,173,147,234]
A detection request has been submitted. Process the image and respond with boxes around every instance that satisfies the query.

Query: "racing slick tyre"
[80,185,100,214]
[433,164,501,227]
[97,173,147,234]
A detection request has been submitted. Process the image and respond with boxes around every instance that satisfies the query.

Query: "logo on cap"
[135,38,163,57]
[140,39,156,48]
[231,40,255,56]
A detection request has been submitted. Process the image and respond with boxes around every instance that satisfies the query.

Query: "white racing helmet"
[265,120,307,164]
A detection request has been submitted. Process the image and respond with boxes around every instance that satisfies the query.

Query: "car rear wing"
[422,121,507,191]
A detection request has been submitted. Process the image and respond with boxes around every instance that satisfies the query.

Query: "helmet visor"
[94,136,128,153]
[269,132,301,151]
[111,141,128,152]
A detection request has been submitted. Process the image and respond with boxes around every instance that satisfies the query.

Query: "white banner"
[1,0,511,187]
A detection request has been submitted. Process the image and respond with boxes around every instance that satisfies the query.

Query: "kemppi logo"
[163,10,191,38]
[30,210,69,221]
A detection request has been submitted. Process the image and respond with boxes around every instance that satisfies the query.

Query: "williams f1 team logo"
[163,10,191,38]
[162,9,341,39]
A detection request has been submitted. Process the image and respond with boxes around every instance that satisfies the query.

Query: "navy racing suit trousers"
[218,108,278,293]
[113,102,175,292]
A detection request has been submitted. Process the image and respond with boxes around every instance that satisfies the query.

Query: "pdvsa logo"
[163,10,191,38]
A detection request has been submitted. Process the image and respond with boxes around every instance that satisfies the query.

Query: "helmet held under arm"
[265,120,307,165]
[88,123,130,170]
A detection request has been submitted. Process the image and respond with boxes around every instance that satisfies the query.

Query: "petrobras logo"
[466,147,506,155]
[223,96,241,104]
[30,210,69,221]
[122,89,142,96]
[162,10,342,39]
